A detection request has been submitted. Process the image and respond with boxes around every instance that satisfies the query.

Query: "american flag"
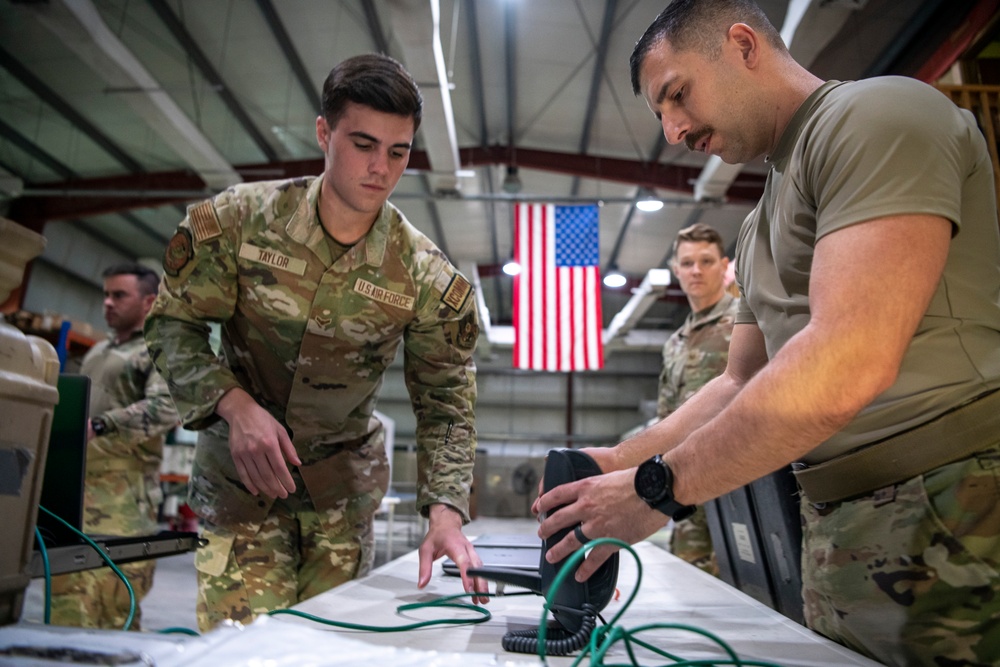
[513,203,604,371]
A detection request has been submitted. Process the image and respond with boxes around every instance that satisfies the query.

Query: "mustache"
[685,127,712,151]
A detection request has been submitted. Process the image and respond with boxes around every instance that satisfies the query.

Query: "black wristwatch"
[91,416,113,436]
[634,455,696,521]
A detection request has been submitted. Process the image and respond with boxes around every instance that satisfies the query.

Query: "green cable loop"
[38,505,137,631]
[268,591,494,631]
[538,537,787,667]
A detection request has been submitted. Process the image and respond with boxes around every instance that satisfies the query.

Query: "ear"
[727,23,760,69]
[315,115,328,148]
[141,292,157,316]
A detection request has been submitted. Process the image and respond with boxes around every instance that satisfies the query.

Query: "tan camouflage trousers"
[194,493,374,632]
[670,505,719,576]
[49,561,155,630]
[801,443,1000,667]
[49,467,160,630]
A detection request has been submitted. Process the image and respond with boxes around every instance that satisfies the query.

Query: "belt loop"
[871,486,896,507]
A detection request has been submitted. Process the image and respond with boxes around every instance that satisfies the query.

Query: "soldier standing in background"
[51,263,178,630]
[657,223,737,575]
[145,53,487,632]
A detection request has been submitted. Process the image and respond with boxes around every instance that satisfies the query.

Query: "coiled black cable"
[501,603,598,656]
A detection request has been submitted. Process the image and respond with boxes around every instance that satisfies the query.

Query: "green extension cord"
[30,510,792,665]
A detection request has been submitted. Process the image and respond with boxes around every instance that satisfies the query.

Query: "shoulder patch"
[189,200,223,243]
[441,273,471,313]
[163,228,193,277]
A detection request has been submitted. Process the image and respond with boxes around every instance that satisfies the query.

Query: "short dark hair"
[672,223,726,260]
[102,263,160,297]
[630,0,786,95]
[321,53,423,132]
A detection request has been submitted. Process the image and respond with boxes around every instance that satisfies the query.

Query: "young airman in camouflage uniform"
[145,53,487,632]
[51,264,178,630]
[657,224,737,575]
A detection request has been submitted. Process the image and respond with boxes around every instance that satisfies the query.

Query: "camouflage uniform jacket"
[657,293,738,418]
[80,329,178,471]
[145,176,479,531]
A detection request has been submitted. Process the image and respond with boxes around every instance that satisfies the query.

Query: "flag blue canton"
[554,205,599,267]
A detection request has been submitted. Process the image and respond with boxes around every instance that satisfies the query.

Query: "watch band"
[635,455,696,521]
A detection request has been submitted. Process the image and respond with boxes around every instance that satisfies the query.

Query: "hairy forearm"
[614,370,746,470]
[666,322,895,506]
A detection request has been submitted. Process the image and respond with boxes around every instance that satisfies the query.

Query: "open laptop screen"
[34,374,89,549]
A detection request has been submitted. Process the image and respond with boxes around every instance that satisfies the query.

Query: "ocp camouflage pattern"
[658,293,737,574]
[82,331,179,466]
[49,468,163,630]
[49,330,176,630]
[801,444,1000,666]
[193,487,372,632]
[145,176,479,533]
[657,293,737,420]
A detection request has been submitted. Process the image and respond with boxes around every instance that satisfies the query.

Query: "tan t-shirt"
[735,77,1000,463]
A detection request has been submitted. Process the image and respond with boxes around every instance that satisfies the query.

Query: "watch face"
[636,459,667,501]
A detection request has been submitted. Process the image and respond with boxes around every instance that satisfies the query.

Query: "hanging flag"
[513,203,604,371]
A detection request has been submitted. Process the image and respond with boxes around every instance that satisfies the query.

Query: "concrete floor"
[20,515,547,633]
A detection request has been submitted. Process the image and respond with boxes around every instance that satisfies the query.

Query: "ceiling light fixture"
[502,260,522,276]
[603,267,627,288]
[502,165,522,194]
[635,198,664,212]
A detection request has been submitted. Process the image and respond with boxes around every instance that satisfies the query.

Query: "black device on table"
[458,448,619,655]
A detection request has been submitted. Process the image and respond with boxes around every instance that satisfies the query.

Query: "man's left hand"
[417,504,490,605]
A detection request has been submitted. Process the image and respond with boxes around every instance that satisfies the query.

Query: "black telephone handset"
[468,448,619,652]
[537,448,618,633]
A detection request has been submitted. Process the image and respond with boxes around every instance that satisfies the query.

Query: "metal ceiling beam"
[254,0,321,113]
[465,0,489,147]
[360,0,391,54]
[460,146,766,201]
[8,145,768,222]
[0,44,143,174]
[0,118,76,181]
[464,0,503,321]
[504,0,517,149]
[577,0,618,154]
[147,0,279,163]
[388,0,463,194]
[20,0,243,190]
[118,211,171,246]
[570,0,617,197]
[903,0,998,81]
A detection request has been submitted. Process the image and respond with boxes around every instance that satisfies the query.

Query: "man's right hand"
[215,388,302,498]
[529,446,622,517]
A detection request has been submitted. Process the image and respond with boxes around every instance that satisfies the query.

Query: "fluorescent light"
[635,198,664,212]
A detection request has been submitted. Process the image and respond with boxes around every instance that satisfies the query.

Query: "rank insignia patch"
[164,228,193,276]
